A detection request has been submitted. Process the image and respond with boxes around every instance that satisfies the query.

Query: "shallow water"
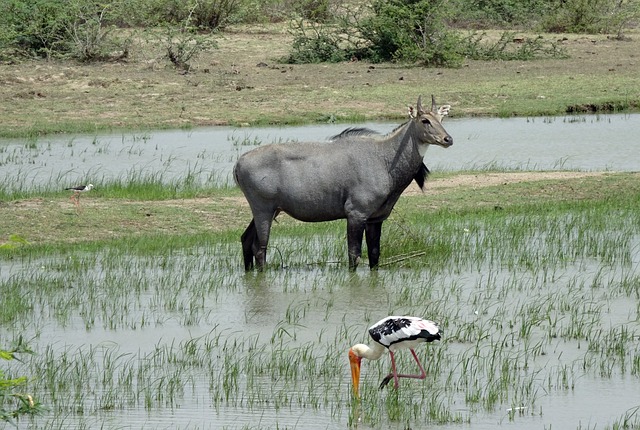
[1,226,639,429]
[0,113,638,192]
[2,114,640,429]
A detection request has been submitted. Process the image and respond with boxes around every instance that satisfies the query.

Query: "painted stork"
[349,316,441,397]
[65,184,93,209]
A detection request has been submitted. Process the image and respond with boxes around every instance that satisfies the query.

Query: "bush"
[540,0,640,35]
[157,26,218,71]
[140,0,241,30]
[150,5,218,72]
[285,20,347,63]
[292,0,334,22]
[462,31,568,61]
[0,0,76,59]
[359,0,464,66]
[0,0,129,61]
[68,3,132,62]
[450,0,552,27]
[286,0,465,67]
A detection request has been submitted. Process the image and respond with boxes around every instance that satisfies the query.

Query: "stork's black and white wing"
[368,316,441,350]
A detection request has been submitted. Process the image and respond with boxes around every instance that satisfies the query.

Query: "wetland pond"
[1,114,640,429]
[0,113,639,191]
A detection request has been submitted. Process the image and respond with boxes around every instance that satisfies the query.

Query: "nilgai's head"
[412,95,453,151]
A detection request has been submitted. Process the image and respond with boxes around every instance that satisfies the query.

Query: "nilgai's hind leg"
[365,222,383,269]
[243,214,274,271]
[347,218,366,271]
[241,220,257,270]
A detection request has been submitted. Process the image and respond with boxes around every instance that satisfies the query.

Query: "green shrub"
[150,7,218,72]
[286,0,465,67]
[0,0,128,61]
[285,20,347,63]
[450,0,552,27]
[540,0,640,34]
[140,0,241,29]
[68,3,132,62]
[0,0,76,59]
[358,0,463,65]
[159,27,217,71]
[292,0,334,22]
[462,31,568,61]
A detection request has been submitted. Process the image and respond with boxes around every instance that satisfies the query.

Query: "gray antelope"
[234,95,453,270]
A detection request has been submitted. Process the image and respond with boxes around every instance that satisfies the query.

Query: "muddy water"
[0,113,638,192]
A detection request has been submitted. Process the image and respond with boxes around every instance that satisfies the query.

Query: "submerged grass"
[1,171,640,428]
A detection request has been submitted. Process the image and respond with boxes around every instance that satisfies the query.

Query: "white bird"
[349,316,441,397]
[65,184,93,209]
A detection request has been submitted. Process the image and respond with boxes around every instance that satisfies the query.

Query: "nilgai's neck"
[384,121,424,185]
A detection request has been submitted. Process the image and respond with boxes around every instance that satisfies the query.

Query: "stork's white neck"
[351,343,386,361]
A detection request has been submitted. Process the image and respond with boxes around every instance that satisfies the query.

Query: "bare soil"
[403,170,607,195]
[0,25,639,135]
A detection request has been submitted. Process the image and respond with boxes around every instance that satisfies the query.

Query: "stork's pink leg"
[379,349,427,390]
[388,350,400,389]
[395,349,427,380]
[381,350,404,389]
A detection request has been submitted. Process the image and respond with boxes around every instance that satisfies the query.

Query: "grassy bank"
[2,171,638,258]
[0,26,639,138]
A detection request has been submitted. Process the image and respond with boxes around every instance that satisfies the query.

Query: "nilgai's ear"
[416,96,424,115]
[436,104,451,121]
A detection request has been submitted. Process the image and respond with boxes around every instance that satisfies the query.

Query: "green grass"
[1,171,640,428]
[1,171,638,260]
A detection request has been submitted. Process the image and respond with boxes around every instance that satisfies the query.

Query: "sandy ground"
[402,170,608,195]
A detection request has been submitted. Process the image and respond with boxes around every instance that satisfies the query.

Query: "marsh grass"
[0,165,239,202]
[1,172,640,428]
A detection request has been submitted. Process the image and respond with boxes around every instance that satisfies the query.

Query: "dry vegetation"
[0,25,639,136]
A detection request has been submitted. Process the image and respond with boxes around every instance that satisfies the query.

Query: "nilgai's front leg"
[365,222,383,269]
[347,218,366,270]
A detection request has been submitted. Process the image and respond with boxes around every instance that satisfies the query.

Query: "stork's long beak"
[349,348,361,398]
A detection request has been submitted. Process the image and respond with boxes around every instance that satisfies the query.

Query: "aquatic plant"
[1,174,639,428]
